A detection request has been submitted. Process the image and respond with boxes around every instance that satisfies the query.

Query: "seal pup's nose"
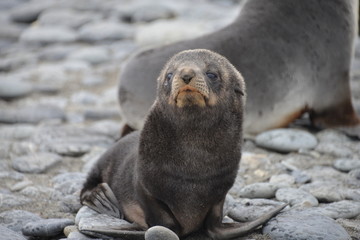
[180,69,196,84]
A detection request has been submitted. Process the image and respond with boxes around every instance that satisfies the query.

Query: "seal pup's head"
[155,49,245,122]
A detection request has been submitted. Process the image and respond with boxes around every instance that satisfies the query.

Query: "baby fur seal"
[119,0,360,138]
[80,49,287,239]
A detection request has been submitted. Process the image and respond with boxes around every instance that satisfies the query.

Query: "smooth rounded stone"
[0,124,35,140]
[349,168,360,180]
[135,19,211,47]
[10,180,33,192]
[228,198,284,222]
[0,170,24,181]
[276,188,319,207]
[304,166,350,183]
[0,78,33,100]
[32,64,68,85]
[0,22,24,40]
[22,218,74,237]
[311,200,360,219]
[68,230,95,239]
[71,91,99,105]
[300,182,345,202]
[315,142,354,158]
[39,45,78,61]
[0,0,27,10]
[316,129,350,143]
[334,158,360,172]
[38,9,94,29]
[12,152,62,174]
[78,21,133,43]
[51,143,91,157]
[75,206,99,225]
[20,26,77,45]
[64,225,77,237]
[238,183,279,199]
[84,108,120,121]
[62,60,91,73]
[127,4,176,23]
[81,74,104,86]
[59,194,82,213]
[255,129,318,153]
[0,225,27,240]
[0,193,32,208]
[145,226,179,240]
[290,169,312,184]
[0,53,37,72]
[67,47,110,65]
[52,172,86,195]
[9,0,55,23]
[0,210,42,233]
[263,209,351,240]
[0,105,66,124]
[269,174,295,187]
[20,186,41,198]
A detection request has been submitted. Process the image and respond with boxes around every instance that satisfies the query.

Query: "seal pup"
[118,0,360,138]
[81,49,287,239]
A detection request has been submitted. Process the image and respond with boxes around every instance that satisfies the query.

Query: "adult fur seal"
[80,49,286,239]
[119,0,360,138]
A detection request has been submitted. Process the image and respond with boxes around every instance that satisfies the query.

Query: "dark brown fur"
[81,49,285,239]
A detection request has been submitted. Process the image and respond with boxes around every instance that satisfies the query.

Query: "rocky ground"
[0,0,360,240]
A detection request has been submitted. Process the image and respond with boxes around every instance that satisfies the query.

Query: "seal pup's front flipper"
[206,201,288,239]
[81,182,123,219]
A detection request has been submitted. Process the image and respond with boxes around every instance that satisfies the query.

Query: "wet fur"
[81,50,250,238]
[118,0,360,136]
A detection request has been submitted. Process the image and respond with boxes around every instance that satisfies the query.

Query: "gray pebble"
[300,182,345,202]
[255,128,318,153]
[228,198,284,222]
[9,0,54,23]
[75,206,99,225]
[39,45,78,61]
[0,170,24,181]
[311,200,360,219]
[0,225,27,240]
[10,180,33,192]
[291,169,312,184]
[334,158,360,172]
[38,9,94,29]
[60,194,82,213]
[0,192,33,208]
[129,4,176,23]
[0,105,65,124]
[315,142,354,158]
[276,188,319,207]
[22,218,74,237]
[349,168,360,180]
[263,209,351,240]
[238,182,279,199]
[145,226,179,240]
[0,78,33,100]
[0,124,35,140]
[0,210,42,233]
[68,46,110,65]
[20,26,77,45]
[12,152,62,173]
[51,143,91,157]
[53,172,86,195]
[78,21,133,43]
[269,174,295,187]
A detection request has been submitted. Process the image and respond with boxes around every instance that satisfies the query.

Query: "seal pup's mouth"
[175,85,206,108]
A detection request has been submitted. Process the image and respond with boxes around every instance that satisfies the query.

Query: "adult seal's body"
[80,49,286,239]
[119,0,360,137]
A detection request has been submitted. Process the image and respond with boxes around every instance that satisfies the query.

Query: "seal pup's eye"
[206,72,218,80]
[164,73,173,86]
[166,73,173,81]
